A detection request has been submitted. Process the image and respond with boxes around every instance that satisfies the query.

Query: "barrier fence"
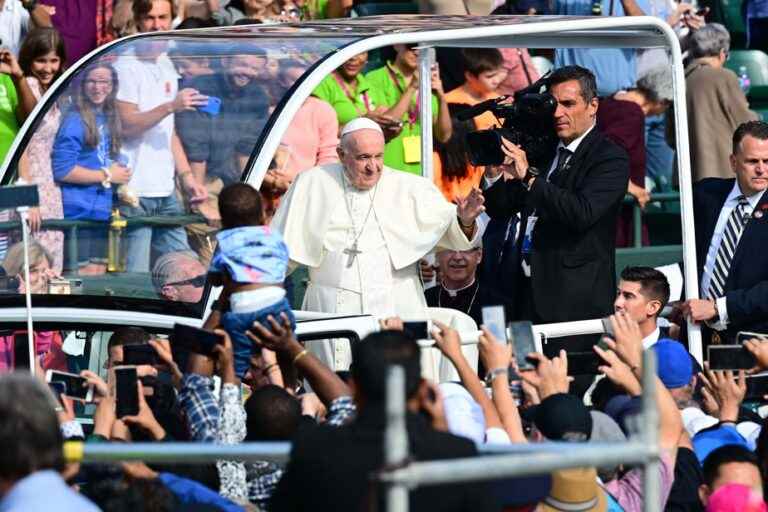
[63,350,661,512]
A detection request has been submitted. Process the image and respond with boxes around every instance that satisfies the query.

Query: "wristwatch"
[523,167,540,189]
[484,367,509,386]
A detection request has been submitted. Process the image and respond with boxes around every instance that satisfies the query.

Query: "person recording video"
[481,65,629,353]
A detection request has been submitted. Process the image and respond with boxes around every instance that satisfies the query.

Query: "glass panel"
[0,33,354,311]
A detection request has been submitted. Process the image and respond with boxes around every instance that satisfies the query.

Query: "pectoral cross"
[344,242,362,267]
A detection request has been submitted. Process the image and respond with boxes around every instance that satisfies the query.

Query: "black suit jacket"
[270,409,500,512]
[693,178,768,341]
[483,128,629,323]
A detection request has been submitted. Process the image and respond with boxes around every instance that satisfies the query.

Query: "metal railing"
[380,350,661,512]
[623,192,680,249]
[0,214,206,274]
[63,351,661,512]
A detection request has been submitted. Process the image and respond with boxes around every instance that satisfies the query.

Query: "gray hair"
[0,373,64,481]
[152,250,203,290]
[689,23,731,59]
[636,65,674,104]
[2,241,53,277]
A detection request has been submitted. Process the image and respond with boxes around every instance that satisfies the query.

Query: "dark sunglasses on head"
[166,274,207,288]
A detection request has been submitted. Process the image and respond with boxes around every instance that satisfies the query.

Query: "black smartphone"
[403,321,430,340]
[567,351,601,376]
[171,323,223,356]
[746,375,768,401]
[708,345,757,370]
[13,333,30,370]
[736,331,768,344]
[46,370,93,401]
[509,321,537,371]
[115,366,139,418]
[123,344,159,366]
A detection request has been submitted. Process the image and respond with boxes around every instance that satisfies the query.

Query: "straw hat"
[539,467,607,512]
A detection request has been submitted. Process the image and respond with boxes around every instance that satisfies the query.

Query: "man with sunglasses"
[152,250,206,303]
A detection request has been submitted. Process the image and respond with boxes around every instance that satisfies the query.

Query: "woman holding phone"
[52,62,131,275]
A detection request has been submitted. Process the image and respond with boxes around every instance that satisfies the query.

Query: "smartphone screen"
[403,321,430,340]
[115,366,139,418]
[13,333,30,370]
[47,370,92,401]
[123,344,159,366]
[708,345,757,370]
[172,324,223,356]
[482,305,507,343]
[48,381,66,407]
[509,321,536,370]
[746,375,768,401]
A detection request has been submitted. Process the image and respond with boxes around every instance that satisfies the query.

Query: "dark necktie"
[548,147,572,184]
[708,195,750,299]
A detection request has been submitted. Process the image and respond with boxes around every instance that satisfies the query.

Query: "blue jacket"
[52,110,113,221]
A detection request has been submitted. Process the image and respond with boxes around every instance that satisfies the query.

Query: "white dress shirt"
[642,326,661,350]
[700,181,765,329]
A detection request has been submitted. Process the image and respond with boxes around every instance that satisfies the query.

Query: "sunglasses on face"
[165,274,207,288]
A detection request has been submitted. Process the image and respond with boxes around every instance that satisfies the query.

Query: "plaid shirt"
[180,374,357,510]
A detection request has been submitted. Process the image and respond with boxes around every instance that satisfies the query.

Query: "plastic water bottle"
[739,66,751,95]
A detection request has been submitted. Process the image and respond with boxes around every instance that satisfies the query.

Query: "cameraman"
[482,65,629,353]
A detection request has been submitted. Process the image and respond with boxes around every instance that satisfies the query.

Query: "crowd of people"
[0,0,767,510]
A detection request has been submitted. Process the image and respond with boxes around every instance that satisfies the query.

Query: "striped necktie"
[708,195,750,299]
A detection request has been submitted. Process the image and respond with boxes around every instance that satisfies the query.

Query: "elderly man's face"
[161,258,206,303]
[436,248,482,287]
[338,129,385,191]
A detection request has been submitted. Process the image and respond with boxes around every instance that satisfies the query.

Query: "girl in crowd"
[52,63,131,275]
[15,28,68,274]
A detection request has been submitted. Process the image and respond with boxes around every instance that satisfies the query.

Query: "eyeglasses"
[85,79,113,86]
[165,274,207,288]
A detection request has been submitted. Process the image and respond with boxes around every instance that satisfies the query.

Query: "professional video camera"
[462,74,558,167]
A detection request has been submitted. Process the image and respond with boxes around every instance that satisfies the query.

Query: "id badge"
[402,135,421,164]
[521,215,537,255]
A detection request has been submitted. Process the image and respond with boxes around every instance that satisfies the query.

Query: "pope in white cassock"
[270,117,485,369]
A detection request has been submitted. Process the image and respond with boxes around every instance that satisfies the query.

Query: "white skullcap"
[340,117,384,138]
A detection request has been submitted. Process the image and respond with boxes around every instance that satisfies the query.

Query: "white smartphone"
[45,370,94,402]
[482,305,507,344]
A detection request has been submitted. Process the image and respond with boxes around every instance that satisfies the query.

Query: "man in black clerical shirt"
[425,246,509,327]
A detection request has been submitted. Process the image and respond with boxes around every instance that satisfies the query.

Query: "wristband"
[262,363,280,375]
[292,349,308,365]
[101,167,112,189]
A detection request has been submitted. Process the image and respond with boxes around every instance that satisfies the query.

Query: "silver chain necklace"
[340,170,379,267]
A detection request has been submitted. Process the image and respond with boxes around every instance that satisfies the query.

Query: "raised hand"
[431,320,464,363]
[594,344,642,395]
[699,367,746,422]
[456,188,485,226]
[500,138,529,179]
[520,350,570,400]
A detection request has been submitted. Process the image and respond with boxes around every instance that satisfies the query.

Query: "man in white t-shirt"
[0,0,52,57]
[114,0,207,273]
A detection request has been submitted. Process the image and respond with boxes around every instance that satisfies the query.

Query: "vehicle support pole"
[385,365,409,512]
[419,46,434,181]
[642,349,660,512]
[18,206,35,374]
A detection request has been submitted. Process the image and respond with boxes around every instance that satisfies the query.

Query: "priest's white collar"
[441,278,477,297]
